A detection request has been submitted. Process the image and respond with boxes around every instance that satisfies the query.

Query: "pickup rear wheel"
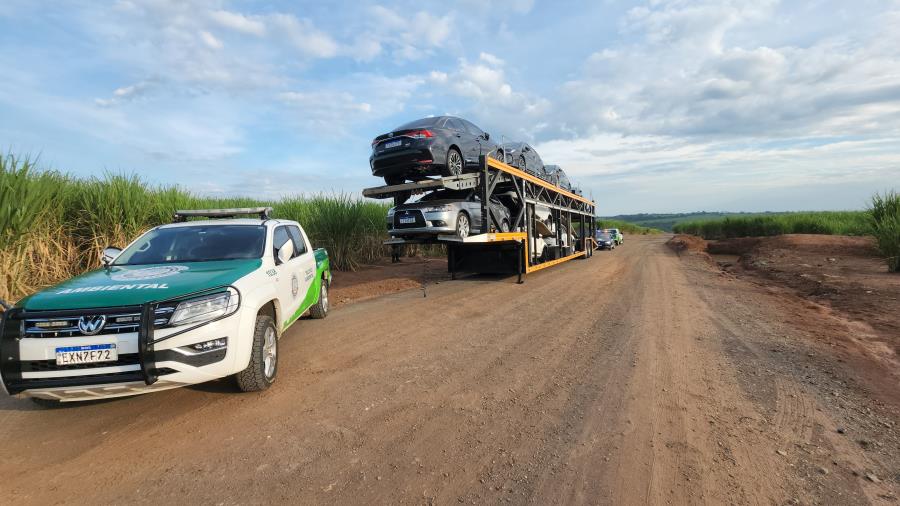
[235,314,277,392]
[309,278,328,319]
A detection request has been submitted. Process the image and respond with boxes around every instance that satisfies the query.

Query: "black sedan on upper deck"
[370,116,501,185]
[500,142,548,179]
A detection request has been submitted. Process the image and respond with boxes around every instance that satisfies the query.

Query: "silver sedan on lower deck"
[387,189,511,239]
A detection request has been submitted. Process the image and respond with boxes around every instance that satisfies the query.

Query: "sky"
[1,0,898,215]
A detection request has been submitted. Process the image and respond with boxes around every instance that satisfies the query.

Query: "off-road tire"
[235,314,277,392]
[309,279,328,319]
[445,148,464,176]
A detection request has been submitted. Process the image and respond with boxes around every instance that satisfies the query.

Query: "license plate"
[399,217,416,224]
[55,344,117,365]
[384,140,402,149]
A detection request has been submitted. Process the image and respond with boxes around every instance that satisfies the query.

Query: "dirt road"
[2,236,897,505]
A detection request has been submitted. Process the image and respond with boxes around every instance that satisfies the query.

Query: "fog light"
[188,338,227,352]
[431,220,447,227]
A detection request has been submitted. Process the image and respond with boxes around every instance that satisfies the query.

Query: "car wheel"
[445,148,463,176]
[384,175,404,186]
[456,212,471,239]
[308,278,328,319]
[500,219,510,233]
[235,314,277,392]
[518,155,526,172]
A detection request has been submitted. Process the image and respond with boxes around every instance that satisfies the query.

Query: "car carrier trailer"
[362,156,596,283]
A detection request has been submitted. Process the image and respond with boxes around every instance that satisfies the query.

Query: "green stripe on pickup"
[283,249,330,330]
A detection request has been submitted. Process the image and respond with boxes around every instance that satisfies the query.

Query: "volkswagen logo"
[77,315,107,336]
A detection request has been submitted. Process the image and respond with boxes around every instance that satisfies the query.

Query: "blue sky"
[1,0,898,215]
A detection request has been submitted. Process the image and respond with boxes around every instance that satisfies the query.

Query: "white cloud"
[199,30,223,50]
[269,13,339,58]
[209,9,265,36]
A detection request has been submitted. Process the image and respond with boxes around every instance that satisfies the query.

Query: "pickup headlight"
[169,287,240,327]
[424,205,452,212]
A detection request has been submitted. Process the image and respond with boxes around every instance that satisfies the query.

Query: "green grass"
[0,153,392,303]
[595,219,663,235]
[869,191,900,272]
[672,211,871,239]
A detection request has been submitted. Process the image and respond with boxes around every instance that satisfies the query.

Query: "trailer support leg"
[517,241,524,284]
[449,245,456,280]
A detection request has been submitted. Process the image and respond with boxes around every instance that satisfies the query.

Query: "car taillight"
[371,138,380,147]
[408,129,433,139]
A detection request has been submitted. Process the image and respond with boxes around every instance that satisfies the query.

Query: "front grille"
[24,306,174,338]
[393,210,426,229]
[20,353,141,373]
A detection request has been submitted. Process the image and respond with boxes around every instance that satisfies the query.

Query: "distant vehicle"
[595,231,616,250]
[387,189,511,239]
[500,142,547,179]
[607,228,624,245]
[0,208,331,403]
[370,116,501,185]
[544,165,572,191]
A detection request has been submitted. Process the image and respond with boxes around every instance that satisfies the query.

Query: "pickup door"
[273,225,317,330]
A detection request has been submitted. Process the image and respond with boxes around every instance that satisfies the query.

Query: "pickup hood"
[17,259,262,311]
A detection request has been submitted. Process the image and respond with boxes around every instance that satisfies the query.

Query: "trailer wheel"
[308,278,328,319]
[445,148,463,176]
[456,212,471,239]
[235,314,277,392]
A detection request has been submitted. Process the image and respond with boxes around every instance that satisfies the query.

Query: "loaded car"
[387,189,512,239]
[544,165,572,191]
[0,208,331,403]
[370,116,501,185]
[500,142,547,179]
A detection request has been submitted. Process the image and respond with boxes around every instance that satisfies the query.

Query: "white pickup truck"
[0,208,331,403]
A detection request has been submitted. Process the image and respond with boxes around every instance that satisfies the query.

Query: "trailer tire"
[456,212,471,239]
[235,314,277,392]
[445,147,463,176]
[308,278,328,319]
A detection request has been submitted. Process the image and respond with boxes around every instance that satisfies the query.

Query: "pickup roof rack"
[173,207,273,222]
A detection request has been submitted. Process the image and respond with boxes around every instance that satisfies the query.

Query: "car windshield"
[113,225,267,265]
[597,233,611,239]
[393,117,443,130]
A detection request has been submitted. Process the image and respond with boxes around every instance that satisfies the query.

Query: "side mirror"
[102,247,122,266]
[482,132,490,141]
[276,241,294,265]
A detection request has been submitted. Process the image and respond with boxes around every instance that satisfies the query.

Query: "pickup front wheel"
[235,314,277,392]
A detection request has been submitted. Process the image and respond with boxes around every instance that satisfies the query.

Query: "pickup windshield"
[114,225,267,265]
